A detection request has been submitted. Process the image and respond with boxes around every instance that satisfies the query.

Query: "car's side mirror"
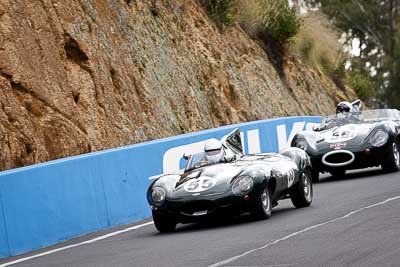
[183,153,191,160]
[313,126,321,132]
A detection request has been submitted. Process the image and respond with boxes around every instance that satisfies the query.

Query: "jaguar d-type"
[147,128,313,232]
[292,109,400,182]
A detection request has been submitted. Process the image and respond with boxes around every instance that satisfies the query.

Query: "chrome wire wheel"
[302,172,312,203]
[394,143,400,167]
[261,188,270,212]
[291,169,313,208]
[250,186,272,219]
[381,141,400,173]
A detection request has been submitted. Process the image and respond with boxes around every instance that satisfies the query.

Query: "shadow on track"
[147,206,298,236]
[318,167,386,184]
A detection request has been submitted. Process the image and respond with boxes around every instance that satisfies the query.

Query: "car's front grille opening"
[325,152,353,164]
[181,200,215,215]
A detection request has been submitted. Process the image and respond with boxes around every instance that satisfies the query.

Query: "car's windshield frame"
[184,152,210,172]
[320,109,400,130]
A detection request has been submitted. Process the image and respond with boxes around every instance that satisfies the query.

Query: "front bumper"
[151,189,261,223]
[310,142,393,172]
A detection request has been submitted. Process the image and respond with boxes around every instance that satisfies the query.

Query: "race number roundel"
[183,177,217,193]
[325,126,356,143]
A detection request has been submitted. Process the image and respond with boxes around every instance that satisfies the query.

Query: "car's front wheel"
[152,211,176,233]
[250,185,272,220]
[381,141,400,172]
[291,168,313,208]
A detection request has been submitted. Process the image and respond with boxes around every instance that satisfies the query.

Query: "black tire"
[329,169,346,177]
[250,185,272,220]
[311,168,320,183]
[291,168,313,208]
[152,211,176,233]
[381,141,400,172]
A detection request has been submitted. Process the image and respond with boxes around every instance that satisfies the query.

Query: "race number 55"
[184,177,216,192]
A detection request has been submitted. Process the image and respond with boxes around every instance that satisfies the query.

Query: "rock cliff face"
[0,0,350,171]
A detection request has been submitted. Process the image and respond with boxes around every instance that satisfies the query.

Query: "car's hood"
[317,123,376,144]
[171,163,246,198]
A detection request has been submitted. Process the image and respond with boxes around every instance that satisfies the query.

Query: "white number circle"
[183,177,217,193]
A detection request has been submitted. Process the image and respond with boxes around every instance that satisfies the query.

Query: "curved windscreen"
[320,109,400,130]
[184,152,209,171]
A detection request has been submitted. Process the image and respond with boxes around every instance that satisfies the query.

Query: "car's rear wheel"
[250,185,272,220]
[291,168,313,208]
[381,141,400,172]
[329,168,346,178]
[152,211,176,233]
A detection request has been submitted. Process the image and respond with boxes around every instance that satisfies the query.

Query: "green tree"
[204,0,237,30]
[305,0,400,107]
[257,0,302,44]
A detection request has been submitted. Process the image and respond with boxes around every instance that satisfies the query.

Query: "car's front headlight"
[232,175,254,195]
[369,129,389,147]
[150,187,166,205]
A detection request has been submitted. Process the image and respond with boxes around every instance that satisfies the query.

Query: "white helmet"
[336,101,353,114]
[204,138,224,164]
[336,99,362,114]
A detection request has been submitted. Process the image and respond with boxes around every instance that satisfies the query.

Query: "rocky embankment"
[0,0,353,171]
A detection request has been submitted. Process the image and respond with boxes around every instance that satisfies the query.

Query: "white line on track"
[209,195,400,267]
[0,221,154,267]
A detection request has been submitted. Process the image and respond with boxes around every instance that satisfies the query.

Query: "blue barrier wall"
[0,116,321,258]
[0,191,10,258]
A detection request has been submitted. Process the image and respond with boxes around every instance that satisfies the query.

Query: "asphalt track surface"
[2,168,400,267]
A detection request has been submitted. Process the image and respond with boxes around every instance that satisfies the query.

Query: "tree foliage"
[305,0,400,107]
[204,0,237,30]
[204,0,301,43]
[256,0,302,44]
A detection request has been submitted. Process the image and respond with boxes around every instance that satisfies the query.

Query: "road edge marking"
[209,195,400,267]
[0,221,154,267]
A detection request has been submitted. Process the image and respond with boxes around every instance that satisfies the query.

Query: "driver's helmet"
[336,100,363,121]
[204,138,224,164]
[336,101,353,115]
[336,101,354,121]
